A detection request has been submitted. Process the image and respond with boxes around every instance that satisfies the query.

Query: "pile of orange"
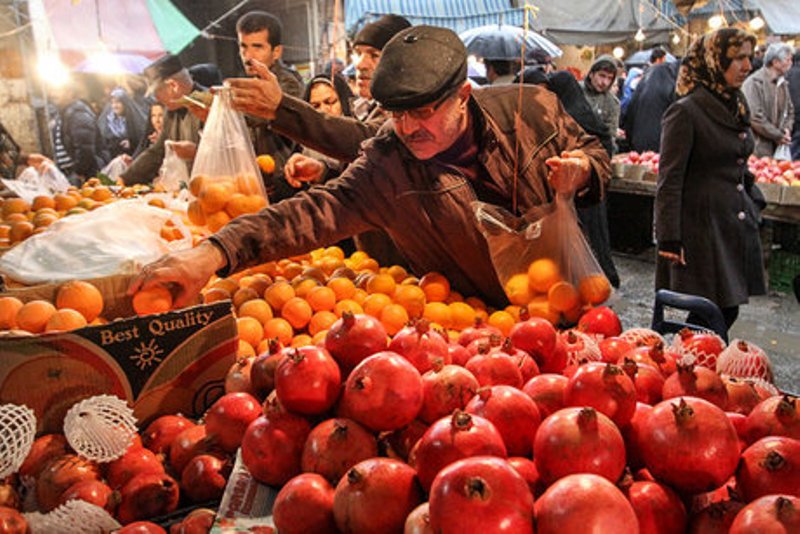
[0,280,105,334]
[503,258,611,326]
[187,172,268,233]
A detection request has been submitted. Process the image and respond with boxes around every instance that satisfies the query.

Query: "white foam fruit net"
[63,395,137,462]
[716,339,774,383]
[619,328,665,349]
[0,403,37,478]
[669,328,726,369]
[562,329,602,367]
[24,500,121,533]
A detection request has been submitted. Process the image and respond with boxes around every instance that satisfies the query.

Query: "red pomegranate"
[561,329,603,368]
[688,499,745,534]
[736,436,800,501]
[465,350,523,388]
[675,329,726,370]
[168,424,212,476]
[509,318,558,369]
[457,320,501,347]
[621,359,665,405]
[337,351,423,432]
[389,319,451,373]
[169,508,215,534]
[181,454,230,503]
[274,346,341,415]
[716,339,774,383]
[464,385,542,457]
[619,328,665,349]
[744,394,800,444]
[727,412,749,451]
[324,312,388,373]
[273,473,337,534]
[429,456,534,534]
[301,418,378,485]
[36,454,101,512]
[622,341,677,377]
[0,480,19,509]
[521,374,567,417]
[58,479,116,513]
[118,522,167,533]
[577,305,622,339]
[598,336,635,364]
[404,502,433,534]
[465,334,503,359]
[240,411,311,486]
[419,362,479,424]
[729,495,800,533]
[565,362,637,426]
[332,458,423,534]
[447,343,472,367]
[0,507,27,534]
[640,397,740,494]
[204,392,262,452]
[492,339,540,382]
[534,473,638,534]
[723,377,762,415]
[410,411,507,492]
[116,472,180,524]
[621,402,654,470]
[383,419,429,462]
[250,339,283,397]
[533,407,626,486]
[662,363,729,410]
[18,434,69,479]
[225,356,255,395]
[623,480,687,534]
[142,415,195,455]
[107,446,165,489]
[507,456,544,497]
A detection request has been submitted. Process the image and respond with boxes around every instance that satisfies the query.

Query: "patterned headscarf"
[675,28,756,125]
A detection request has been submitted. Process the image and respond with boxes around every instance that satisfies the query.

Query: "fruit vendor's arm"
[654,102,693,253]
[208,155,380,276]
[742,79,785,143]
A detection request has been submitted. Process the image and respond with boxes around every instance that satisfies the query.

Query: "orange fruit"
[386,265,408,283]
[578,274,612,305]
[488,310,516,337]
[380,303,409,336]
[445,290,464,304]
[324,246,346,260]
[393,284,426,319]
[327,277,356,301]
[504,273,533,306]
[419,272,450,302]
[91,186,112,201]
[465,296,487,311]
[236,174,262,195]
[0,296,24,329]
[333,299,363,317]
[33,212,58,228]
[358,258,380,273]
[32,196,55,211]
[225,193,251,219]
[306,286,337,312]
[290,334,313,348]
[56,280,104,322]
[15,300,57,333]
[505,305,523,322]
[189,175,205,197]
[264,281,295,311]
[132,286,173,316]
[256,155,275,174]
[448,302,476,331]
[205,210,231,233]
[281,297,313,329]
[211,278,239,295]
[293,277,321,299]
[238,298,273,325]
[547,281,580,313]
[0,224,10,239]
[527,299,560,325]
[199,183,233,214]
[366,273,396,296]
[351,288,368,305]
[308,310,337,336]
[264,317,294,345]
[237,316,264,347]
[8,221,34,244]
[562,303,584,325]
[232,287,259,309]
[2,198,30,219]
[147,198,165,209]
[528,258,562,293]
[4,213,27,224]
[238,340,256,358]
[423,301,452,329]
[362,293,391,318]
[203,287,231,304]
[45,308,88,332]
[187,200,206,226]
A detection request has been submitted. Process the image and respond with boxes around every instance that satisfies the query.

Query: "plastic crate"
[768,250,800,293]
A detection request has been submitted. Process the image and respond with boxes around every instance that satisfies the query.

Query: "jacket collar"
[691,86,745,130]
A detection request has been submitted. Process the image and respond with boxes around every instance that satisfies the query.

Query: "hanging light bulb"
[612,47,625,60]
[634,28,646,42]
[749,17,765,31]
[708,15,724,30]
[672,33,681,45]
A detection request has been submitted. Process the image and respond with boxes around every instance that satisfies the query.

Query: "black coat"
[623,62,679,153]
[655,86,766,309]
[61,100,109,179]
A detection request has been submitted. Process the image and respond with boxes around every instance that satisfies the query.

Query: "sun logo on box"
[131,339,164,370]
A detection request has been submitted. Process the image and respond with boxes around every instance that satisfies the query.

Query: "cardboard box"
[212,450,279,533]
[757,182,782,204]
[780,185,800,207]
[0,274,237,432]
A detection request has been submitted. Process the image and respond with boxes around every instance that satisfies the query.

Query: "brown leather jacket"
[211,85,610,306]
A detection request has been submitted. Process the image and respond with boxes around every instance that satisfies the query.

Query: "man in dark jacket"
[120,54,203,185]
[788,51,800,160]
[131,26,610,308]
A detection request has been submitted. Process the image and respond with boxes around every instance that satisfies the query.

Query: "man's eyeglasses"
[389,91,457,122]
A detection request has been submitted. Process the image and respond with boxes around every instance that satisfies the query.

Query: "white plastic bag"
[155,141,190,192]
[16,162,70,194]
[0,199,192,284]
[100,156,130,181]
[774,144,791,161]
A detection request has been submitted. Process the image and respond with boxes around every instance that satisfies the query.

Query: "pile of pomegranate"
[2,307,797,533]
[749,155,800,187]
[613,151,660,175]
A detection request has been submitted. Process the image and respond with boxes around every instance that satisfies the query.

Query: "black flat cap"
[144,54,184,96]
[371,25,467,111]
[353,14,411,51]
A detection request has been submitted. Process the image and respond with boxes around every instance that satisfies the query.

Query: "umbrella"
[625,48,677,67]
[459,24,562,62]
[74,52,154,75]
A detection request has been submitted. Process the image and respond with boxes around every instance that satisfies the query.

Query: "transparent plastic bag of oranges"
[473,195,612,325]
[188,86,268,232]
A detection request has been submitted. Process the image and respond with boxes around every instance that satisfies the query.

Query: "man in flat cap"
[130,26,610,309]
[120,54,203,185]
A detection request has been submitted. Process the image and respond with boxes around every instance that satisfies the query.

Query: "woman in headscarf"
[97,87,146,158]
[655,28,766,334]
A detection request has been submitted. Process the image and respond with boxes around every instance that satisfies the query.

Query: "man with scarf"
[656,28,766,333]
